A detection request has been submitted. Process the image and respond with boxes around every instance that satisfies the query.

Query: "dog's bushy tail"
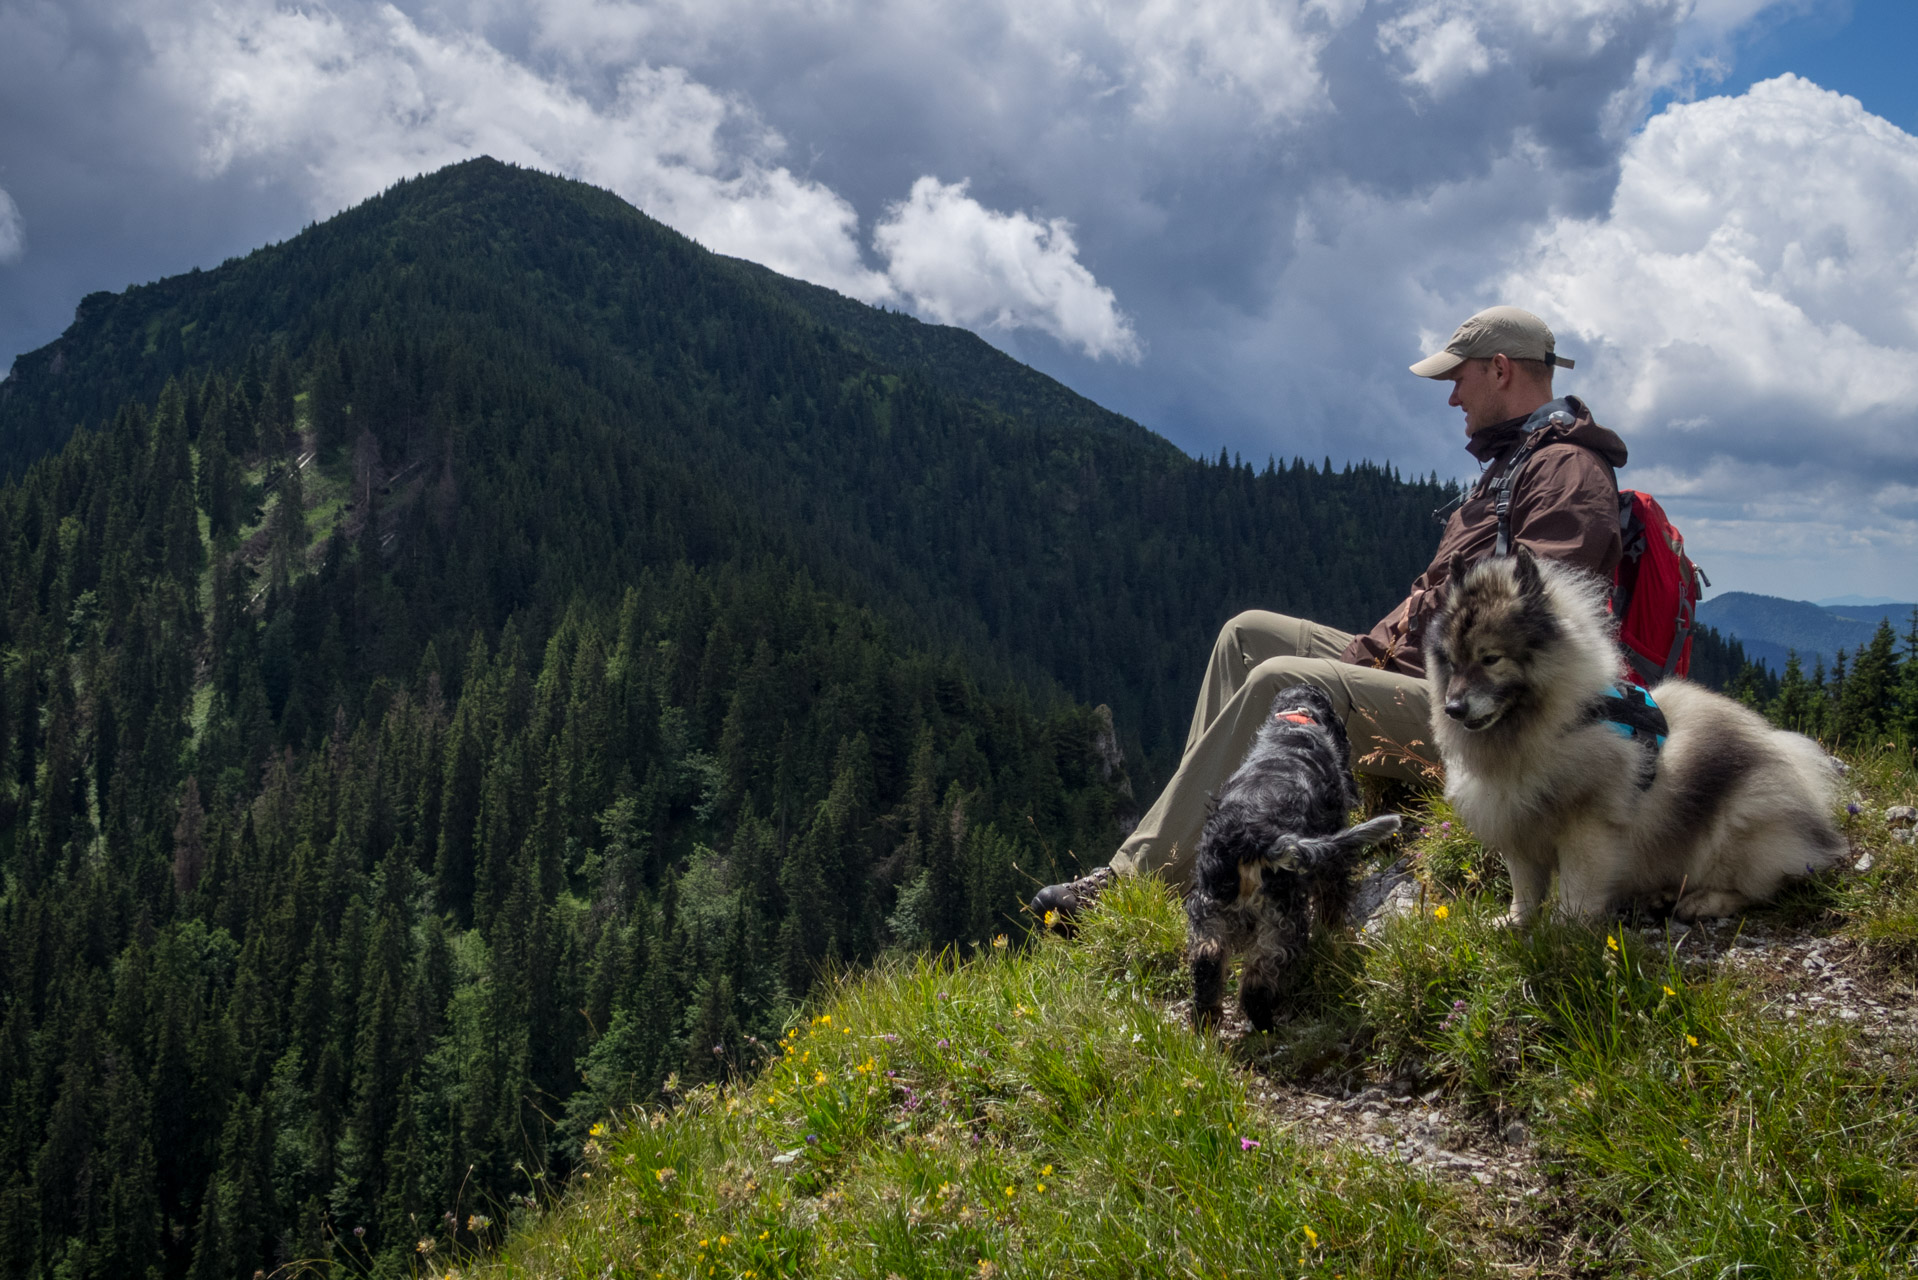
[1269,814,1402,876]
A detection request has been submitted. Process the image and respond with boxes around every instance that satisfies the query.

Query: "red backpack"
[1493,442,1707,688]
[1608,490,1707,686]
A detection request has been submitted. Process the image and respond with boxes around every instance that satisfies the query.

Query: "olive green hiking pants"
[1110,611,1431,890]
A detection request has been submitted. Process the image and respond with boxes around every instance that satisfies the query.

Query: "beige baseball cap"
[1410,306,1575,378]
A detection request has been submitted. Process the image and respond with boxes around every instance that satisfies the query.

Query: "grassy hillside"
[441,748,1918,1280]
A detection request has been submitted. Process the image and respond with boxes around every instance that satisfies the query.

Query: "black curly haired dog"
[1187,685,1400,1031]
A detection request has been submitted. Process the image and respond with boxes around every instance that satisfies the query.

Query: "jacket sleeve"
[1507,443,1621,580]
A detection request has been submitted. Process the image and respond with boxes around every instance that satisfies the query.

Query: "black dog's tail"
[1268,814,1402,876]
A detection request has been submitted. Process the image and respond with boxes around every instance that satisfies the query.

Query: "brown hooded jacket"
[1338,395,1628,678]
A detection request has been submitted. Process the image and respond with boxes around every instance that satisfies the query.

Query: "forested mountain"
[0,158,1470,1279]
[0,157,1451,776]
[1699,591,1918,676]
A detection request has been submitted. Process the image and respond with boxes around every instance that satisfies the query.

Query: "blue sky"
[1,0,1914,604]
[1717,0,1917,132]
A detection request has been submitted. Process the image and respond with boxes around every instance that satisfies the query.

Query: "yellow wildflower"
[992,934,1009,949]
[1663,984,1677,996]
[814,1070,827,1084]
[1606,934,1620,952]
[1687,1034,1699,1047]
[1432,904,1449,921]
[1041,1165,1053,1176]
[1304,1225,1319,1248]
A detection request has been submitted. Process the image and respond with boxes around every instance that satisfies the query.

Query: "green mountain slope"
[0,159,1463,1280]
[0,157,1450,773]
[730,258,1168,450]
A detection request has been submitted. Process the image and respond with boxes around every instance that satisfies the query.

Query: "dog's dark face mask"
[1429,550,1559,732]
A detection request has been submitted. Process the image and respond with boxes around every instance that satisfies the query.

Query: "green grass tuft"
[1069,873,1188,1001]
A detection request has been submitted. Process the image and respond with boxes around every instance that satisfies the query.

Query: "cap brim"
[1409,350,1465,379]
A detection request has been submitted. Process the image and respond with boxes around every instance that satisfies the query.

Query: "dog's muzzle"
[1443,696,1501,731]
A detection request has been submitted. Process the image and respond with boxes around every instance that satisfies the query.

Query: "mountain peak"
[2,157,1163,474]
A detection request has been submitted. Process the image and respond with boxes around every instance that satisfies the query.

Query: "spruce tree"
[263,347,299,456]
[1770,650,1815,734]
[308,338,351,454]
[1836,620,1899,747]
[1896,608,1918,749]
[1825,650,1848,744]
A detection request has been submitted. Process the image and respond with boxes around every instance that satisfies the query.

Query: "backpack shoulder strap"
[1490,404,1588,557]
[1490,432,1549,557]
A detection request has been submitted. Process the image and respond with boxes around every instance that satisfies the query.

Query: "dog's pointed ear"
[1448,553,1471,590]
[1513,546,1544,598]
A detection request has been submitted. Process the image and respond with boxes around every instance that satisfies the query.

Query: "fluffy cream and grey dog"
[1426,549,1847,923]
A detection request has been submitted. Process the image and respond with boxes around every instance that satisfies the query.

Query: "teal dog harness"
[1587,683,1667,788]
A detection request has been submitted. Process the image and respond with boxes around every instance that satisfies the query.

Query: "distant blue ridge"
[1816,595,1907,608]
[1697,592,1918,677]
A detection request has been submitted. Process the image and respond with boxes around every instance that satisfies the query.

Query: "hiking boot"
[1028,866,1117,936]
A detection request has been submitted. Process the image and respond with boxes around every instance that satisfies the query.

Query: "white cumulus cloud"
[519,0,1361,129]
[875,177,1142,362]
[1077,0,1362,126]
[0,187,21,262]
[1504,75,1918,594]
[111,0,1158,347]
[150,0,895,300]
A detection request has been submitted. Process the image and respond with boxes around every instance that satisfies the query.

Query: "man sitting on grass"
[1032,306,1629,921]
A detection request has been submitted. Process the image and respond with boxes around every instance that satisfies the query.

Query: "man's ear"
[1491,352,1511,386]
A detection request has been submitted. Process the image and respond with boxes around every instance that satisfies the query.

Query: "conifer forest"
[0,159,1803,1277]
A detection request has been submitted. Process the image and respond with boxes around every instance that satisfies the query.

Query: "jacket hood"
[1465,395,1628,469]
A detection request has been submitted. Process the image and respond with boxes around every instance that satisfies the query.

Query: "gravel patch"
[1655,918,1918,1056]
[1256,1080,1545,1193]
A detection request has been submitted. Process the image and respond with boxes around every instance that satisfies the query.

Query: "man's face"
[1443,357,1504,436]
